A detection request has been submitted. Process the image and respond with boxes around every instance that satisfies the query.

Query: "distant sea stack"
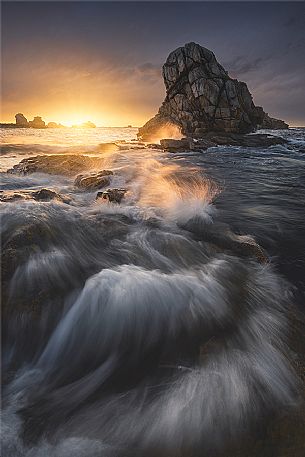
[47,122,66,128]
[15,113,29,127]
[29,116,46,129]
[1,114,54,129]
[138,42,288,141]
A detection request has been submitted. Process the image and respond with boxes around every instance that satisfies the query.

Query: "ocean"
[1,126,305,456]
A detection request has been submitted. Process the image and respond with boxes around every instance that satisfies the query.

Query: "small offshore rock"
[96,188,127,204]
[74,170,113,190]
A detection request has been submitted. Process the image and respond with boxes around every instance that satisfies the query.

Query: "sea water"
[1,127,305,456]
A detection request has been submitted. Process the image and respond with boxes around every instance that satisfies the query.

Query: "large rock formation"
[138,43,288,141]
[29,116,46,128]
[15,113,29,127]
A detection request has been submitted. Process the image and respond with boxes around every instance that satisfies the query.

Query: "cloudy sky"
[2,1,305,126]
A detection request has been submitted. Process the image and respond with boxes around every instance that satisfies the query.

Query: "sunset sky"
[2,1,305,127]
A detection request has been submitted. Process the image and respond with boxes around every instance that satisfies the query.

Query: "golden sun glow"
[56,115,98,127]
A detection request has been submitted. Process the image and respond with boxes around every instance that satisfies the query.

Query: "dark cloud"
[224,56,265,77]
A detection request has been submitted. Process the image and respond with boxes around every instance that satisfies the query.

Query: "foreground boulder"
[138,42,288,141]
[74,170,113,190]
[96,188,127,204]
[8,155,103,176]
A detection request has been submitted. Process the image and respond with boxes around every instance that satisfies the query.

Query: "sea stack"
[138,42,288,141]
[15,113,29,127]
[29,116,46,128]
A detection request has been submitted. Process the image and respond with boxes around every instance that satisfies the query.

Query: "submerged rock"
[74,170,113,190]
[7,155,103,176]
[138,42,288,141]
[181,217,268,264]
[96,188,127,204]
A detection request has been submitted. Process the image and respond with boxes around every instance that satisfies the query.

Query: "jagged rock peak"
[138,42,288,141]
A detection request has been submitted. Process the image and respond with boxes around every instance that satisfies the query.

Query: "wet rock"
[138,42,288,141]
[205,132,287,147]
[193,138,216,150]
[157,133,286,151]
[182,217,268,264]
[7,155,103,176]
[0,191,32,203]
[74,170,113,190]
[231,234,269,264]
[147,143,164,150]
[96,188,127,204]
[31,189,59,201]
[160,138,194,151]
[0,188,70,204]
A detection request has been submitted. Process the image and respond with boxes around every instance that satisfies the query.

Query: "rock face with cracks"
[138,42,288,141]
